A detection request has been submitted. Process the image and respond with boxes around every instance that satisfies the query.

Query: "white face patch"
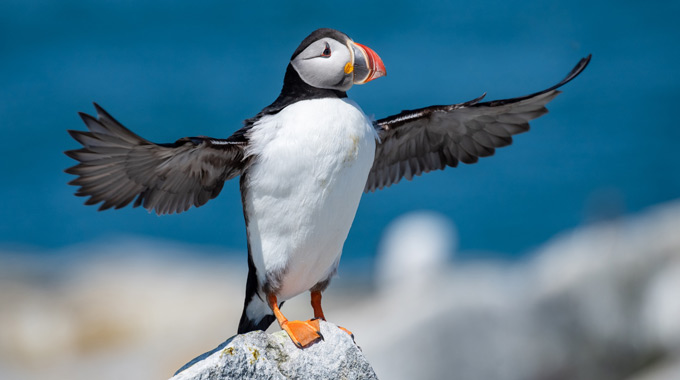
[291,38,353,91]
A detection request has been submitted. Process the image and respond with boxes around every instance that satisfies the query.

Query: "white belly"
[244,98,377,300]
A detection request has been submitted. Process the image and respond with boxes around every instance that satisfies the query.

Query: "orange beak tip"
[353,41,386,84]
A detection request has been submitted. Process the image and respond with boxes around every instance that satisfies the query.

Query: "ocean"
[1,0,678,262]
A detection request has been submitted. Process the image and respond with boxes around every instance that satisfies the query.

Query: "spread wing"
[365,55,591,192]
[65,103,248,215]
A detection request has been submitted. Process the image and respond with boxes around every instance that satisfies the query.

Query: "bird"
[65,28,591,348]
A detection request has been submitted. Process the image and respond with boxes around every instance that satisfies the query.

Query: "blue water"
[1,1,679,261]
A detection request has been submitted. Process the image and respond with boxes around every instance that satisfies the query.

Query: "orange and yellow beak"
[348,41,386,84]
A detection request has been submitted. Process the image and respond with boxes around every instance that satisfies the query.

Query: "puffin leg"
[310,290,354,339]
[310,290,326,320]
[267,293,323,348]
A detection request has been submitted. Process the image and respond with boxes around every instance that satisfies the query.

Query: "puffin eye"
[321,42,331,58]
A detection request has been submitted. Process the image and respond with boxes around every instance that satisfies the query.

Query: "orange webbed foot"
[281,318,324,348]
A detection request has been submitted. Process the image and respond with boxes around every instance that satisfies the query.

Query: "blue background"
[1,1,678,262]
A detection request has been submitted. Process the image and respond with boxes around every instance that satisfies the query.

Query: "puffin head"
[289,28,386,92]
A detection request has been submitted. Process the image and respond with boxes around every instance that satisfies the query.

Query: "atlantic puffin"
[65,28,591,348]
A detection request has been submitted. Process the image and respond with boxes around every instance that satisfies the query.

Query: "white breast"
[244,97,377,300]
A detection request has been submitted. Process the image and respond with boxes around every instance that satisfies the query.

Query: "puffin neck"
[242,64,347,128]
[278,64,347,104]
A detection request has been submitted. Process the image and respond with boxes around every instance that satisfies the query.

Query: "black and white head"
[289,28,386,92]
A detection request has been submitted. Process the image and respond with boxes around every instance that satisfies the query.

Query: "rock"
[170,321,378,380]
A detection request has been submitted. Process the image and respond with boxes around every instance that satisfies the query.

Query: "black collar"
[243,64,347,127]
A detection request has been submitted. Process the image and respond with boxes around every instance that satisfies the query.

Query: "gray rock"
[171,321,378,380]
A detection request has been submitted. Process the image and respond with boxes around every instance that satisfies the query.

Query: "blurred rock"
[376,211,457,288]
[340,201,680,380]
[171,321,377,380]
[0,238,249,380]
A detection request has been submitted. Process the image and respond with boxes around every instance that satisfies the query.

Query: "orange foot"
[281,318,324,348]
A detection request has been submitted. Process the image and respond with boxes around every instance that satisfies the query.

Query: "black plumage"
[65,104,247,215]
[365,55,591,192]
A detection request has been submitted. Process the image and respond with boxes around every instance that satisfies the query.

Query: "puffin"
[65,28,591,348]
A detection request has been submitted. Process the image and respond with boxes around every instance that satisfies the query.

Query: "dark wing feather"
[365,55,591,192]
[65,103,248,215]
